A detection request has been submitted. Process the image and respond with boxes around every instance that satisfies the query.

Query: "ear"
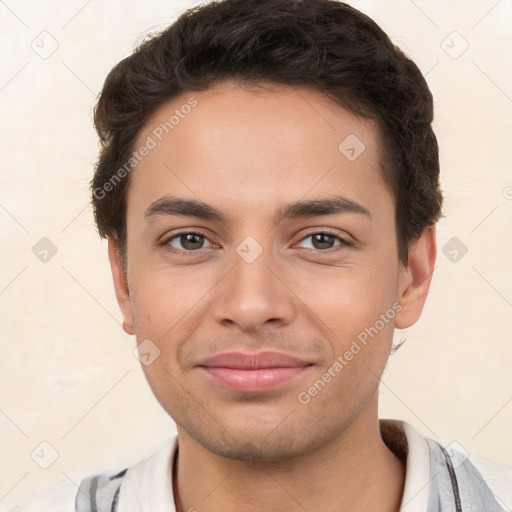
[394,225,437,329]
[107,237,135,335]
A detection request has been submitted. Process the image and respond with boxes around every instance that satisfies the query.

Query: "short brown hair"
[91,0,443,266]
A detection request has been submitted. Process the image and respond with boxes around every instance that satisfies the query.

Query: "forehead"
[127,80,391,222]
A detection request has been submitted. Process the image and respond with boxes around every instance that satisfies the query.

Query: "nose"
[212,243,296,332]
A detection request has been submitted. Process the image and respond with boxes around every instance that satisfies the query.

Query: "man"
[9,0,511,511]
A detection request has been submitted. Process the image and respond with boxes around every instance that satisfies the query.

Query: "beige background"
[1,0,511,508]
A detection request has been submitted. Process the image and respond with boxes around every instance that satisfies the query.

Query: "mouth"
[197,351,314,393]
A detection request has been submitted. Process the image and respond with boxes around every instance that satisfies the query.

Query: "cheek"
[300,265,398,333]
[129,265,206,332]
[298,270,399,395]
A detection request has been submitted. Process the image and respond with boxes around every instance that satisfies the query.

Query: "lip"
[197,351,313,393]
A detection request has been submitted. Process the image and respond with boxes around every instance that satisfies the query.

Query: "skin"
[108,80,436,512]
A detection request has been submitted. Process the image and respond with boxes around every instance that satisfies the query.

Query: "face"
[109,80,435,461]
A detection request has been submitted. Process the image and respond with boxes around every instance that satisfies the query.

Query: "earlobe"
[394,225,437,329]
[107,237,135,335]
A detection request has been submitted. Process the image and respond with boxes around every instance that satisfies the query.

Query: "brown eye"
[167,232,213,251]
[311,233,337,250]
[297,231,351,252]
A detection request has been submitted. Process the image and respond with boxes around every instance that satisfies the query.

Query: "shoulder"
[384,419,512,511]
[468,452,512,507]
[6,467,129,512]
[425,430,512,509]
[6,436,178,512]
[5,479,78,512]
[432,437,512,502]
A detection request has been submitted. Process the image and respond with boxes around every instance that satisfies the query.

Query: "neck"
[172,398,405,512]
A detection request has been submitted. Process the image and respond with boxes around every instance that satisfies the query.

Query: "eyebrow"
[144,194,372,223]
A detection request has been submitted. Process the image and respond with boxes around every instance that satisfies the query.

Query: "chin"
[199,434,310,462]
[182,414,333,463]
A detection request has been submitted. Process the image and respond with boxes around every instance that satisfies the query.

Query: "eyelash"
[160,229,353,256]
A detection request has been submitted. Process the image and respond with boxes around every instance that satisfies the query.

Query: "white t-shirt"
[7,420,512,512]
